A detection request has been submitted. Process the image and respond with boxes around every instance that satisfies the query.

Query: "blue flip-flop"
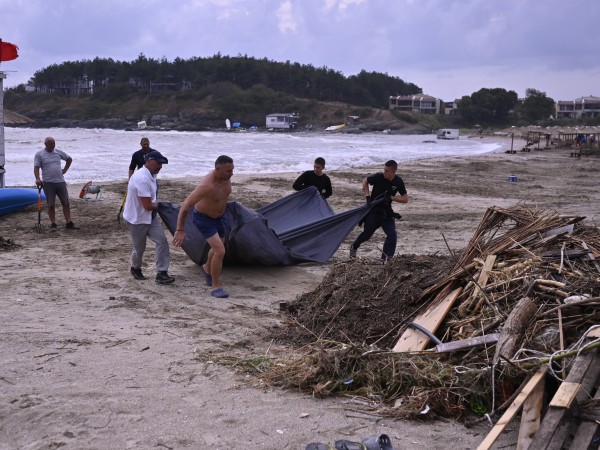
[200,265,212,286]
[211,288,229,298]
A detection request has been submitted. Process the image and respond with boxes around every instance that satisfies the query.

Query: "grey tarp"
[157,186,376,266]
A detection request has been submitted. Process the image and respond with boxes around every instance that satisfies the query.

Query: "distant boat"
[0,188,46,217]
[325,124,345,132]
[137,121,147,130]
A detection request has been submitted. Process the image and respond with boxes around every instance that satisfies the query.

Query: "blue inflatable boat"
[0,188,46,217]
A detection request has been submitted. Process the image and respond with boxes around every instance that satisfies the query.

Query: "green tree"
[516,88,555,124]
[458,88,518,125]
[349,70,421,108]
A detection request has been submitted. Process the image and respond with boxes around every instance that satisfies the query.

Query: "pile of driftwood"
[249,205,600,423]
[419,205,599,366]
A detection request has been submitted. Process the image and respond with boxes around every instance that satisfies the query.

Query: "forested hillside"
[26,53,421,109]
[4,54,439,131]
[4,54,576,131]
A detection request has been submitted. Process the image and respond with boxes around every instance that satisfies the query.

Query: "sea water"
[2,127,502,187]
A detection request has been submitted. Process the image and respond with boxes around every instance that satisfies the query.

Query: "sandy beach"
[1,136,599,449]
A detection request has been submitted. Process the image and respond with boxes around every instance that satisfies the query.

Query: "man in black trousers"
[350,160,408,261]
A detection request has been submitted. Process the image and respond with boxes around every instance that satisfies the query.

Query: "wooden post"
[507,132,516,154]
[493,296,537,364]
[0,69,6,188]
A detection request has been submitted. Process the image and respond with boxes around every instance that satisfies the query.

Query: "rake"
[117,191,127,222]
[35,186,46,233]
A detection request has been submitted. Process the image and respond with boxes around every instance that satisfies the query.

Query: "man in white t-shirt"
[123,150,175,284]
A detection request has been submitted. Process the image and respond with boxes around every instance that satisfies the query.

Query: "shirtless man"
[173,155,234,298]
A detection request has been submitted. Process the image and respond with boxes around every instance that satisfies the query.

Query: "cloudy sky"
[1,0,598,101]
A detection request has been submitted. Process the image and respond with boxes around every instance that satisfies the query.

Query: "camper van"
[437,128,460,140]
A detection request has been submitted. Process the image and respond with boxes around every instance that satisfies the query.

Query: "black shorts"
[43,182,70,208]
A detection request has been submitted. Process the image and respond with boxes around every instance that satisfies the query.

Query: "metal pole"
[0,70,6,188]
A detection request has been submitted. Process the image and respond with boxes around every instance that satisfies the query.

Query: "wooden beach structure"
[555,131,600,157]
[515,128,600,158]
[521,131,556,152]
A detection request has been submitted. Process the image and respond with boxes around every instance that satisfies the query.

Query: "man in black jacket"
[350,160,408,261]
[128,137,154,179]
[292,157,332,199]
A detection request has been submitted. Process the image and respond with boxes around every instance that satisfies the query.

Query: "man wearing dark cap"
[123,150,175,284]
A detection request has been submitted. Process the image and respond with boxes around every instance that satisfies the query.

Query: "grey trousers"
[126,219,170,273]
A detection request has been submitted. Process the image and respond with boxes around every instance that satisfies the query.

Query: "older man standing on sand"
[173,155,234,298]
[34,137,79,230]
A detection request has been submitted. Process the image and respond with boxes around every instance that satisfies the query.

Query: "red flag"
[0,41,19,62]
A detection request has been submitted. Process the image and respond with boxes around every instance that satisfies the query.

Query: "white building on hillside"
[555,96,600,119]
[389,94,441,114]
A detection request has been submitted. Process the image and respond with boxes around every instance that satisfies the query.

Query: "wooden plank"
[435,333,499,353]
[569,377,600,450]
[467,254,497,303]
[476,368,547,450]
[516,375,545,450]
[528,348,599,450]
[548,382,580,408]
[535,414,575,450]
[540,224,574,238]
[392,287,463,352]
[476,254,496,291]
[581,242,600,274]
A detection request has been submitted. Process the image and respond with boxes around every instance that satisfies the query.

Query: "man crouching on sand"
[173,155,234,298]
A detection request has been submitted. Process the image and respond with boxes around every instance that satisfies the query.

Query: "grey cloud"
[1,0,598,100]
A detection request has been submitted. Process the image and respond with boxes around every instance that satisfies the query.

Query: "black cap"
[144,150,168,164]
